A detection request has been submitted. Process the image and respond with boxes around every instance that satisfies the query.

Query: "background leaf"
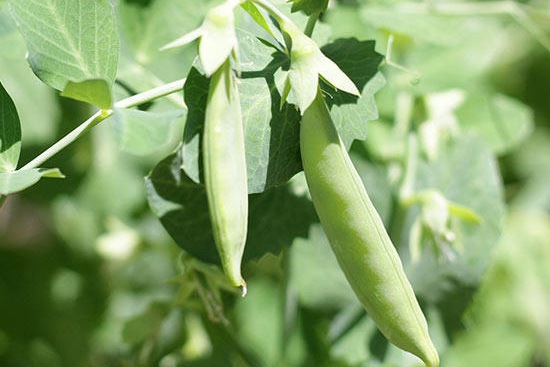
[456,90,534,154]
[289,0,329,16]
[0,168,63,194]
[111,108,185,157]
[404,135,505,302]
[0,81,21,172]
[145,151,316,265]
[8,0,119,106]
[61,79,113,110]
[320,38,385,148]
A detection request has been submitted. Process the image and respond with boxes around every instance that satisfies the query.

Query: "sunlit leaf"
[0,168,63,195]
[112,109,185,156]
[8,0,119,106]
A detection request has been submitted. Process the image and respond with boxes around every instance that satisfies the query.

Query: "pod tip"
[240,282,247,297]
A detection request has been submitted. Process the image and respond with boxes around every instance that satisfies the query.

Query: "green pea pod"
[300,89,439,367]
[203,59,248,294]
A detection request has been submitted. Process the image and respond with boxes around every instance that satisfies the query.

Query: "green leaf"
[182,36,383,193]
[182,57,303,194]
[288,0,329,16]
[457,91,534,155]
[360,5,469,46]
[240,1,277,39]
[233,278,283,366]
[122,302,169,346]
[0,56,60,145]
[8,0,119,105]
[0,168,64,195]
[404,135,505,302]
[61,79,112,110]
[0,81,21,172]
[112,109,185,156]
[0,4,26,59]
[320,38,385,147]
[145,151,316,265]
[290,224,359,310]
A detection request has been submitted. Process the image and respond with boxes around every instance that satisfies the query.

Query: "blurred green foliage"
[1,0,550,366]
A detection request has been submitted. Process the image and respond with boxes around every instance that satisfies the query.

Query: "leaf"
[145,151,316,265]
[456,91,534,155]
[122,302,169,346]
[8,0,119,106]
[360,5,470,46]
[182,53,302,194]
[240,1,277,39]
[288,0,329,15]
[61,79,112,110]
[112,109,185,156]
[0,81,21,172]
[290,224,359,310]
[0,54,60,145]
[233,278,283,366]
[182,35,383,193]
[404,135,506,302]
[320,38,385,147]
[0,168,64,195]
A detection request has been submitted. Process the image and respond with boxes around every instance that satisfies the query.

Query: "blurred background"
[1,0,550,366]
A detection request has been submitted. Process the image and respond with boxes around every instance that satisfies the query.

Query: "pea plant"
[1,0,549,366]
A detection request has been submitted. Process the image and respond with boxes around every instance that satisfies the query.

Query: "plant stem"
[20,78,186,170]
[114,78,186,109]
[304,10,320,37]
[251,0,293,28]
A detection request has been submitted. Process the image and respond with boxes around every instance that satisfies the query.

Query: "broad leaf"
[457,90,533,155]
[289,0,329,15]
[290,223,359,310]
[0,168,63,195]
[61,79,113,110]
[8,0,119,107]
[145,151,316,265]
[182,34,383,193]
[112,109,185,156]
[0,81,20,172]
[404,135,505,302]
[320,38,385,148]
[233,278,284,366]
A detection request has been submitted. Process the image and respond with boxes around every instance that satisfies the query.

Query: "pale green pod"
[300,89,439,367]
[203,59,248,293]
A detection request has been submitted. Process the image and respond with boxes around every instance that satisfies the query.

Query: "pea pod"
[300,89,439,366]
[203,59,248,293]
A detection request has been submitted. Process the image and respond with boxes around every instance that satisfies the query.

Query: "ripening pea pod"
[203,59,248,295]
[300,89,439,367]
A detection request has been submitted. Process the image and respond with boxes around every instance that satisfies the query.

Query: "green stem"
[251,0,293,29]
[390,134,419,245]
[304,10,320,37]
[19,78,186,170]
